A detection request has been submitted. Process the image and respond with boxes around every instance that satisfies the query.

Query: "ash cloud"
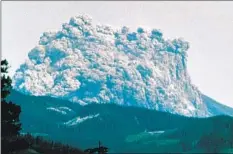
[13,15,209,117]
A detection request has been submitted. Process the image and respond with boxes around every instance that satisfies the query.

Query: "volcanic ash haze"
[13,14,210,117]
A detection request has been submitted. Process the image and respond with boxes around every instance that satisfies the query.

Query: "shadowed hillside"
[7,90,233,153]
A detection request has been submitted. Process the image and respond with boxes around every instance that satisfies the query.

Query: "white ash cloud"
[13,14,210,117]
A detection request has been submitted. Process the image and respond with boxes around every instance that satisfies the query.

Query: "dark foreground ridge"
[7,89,233,153]
[5,134,86,154]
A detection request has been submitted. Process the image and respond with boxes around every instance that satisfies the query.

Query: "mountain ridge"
[201,94,233,116]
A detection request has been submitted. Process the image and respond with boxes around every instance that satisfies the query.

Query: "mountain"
[12,14,210,117]
[202,94,233,116]
[7,90,233,153]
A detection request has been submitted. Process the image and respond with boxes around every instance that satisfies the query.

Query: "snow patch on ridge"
[63,114,100,126]
[47,106,75,115]
[13,14,210,117]
[147,130,165,135]
[47,107,67,115]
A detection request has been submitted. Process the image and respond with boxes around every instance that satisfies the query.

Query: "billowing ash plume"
[13,14,210,117]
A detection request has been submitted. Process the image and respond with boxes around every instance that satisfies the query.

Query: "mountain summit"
[13,15,210,117]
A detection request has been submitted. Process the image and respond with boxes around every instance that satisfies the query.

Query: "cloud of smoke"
[13,15,209,117]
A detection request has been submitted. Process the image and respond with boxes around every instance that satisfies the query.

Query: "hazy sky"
[2,1,233,107]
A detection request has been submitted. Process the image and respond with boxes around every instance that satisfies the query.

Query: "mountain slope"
[202,94,233,116]
[12,14,209,117]
[7,90,233,153]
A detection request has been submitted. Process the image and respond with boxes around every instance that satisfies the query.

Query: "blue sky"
[2,1,233,107]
